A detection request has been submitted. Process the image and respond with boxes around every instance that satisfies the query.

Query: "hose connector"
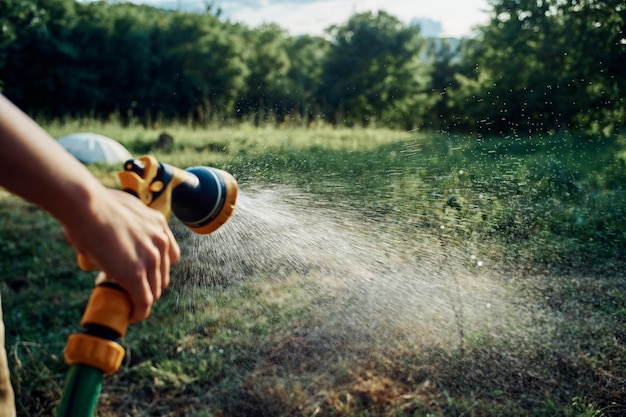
[64,334,125,376]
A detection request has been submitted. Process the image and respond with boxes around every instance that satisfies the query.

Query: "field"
[1,121,625,416]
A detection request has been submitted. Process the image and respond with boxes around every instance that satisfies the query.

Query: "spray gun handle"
[66,155,238,376]
[65,156,165,375]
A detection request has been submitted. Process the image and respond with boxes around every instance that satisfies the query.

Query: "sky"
[127,0,491,38]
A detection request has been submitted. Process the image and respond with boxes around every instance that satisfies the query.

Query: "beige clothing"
[0,295,16,417]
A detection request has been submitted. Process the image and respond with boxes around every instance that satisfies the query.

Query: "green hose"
[55,364,103,417]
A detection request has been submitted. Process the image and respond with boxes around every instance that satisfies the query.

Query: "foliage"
[319,11,432,129]
[2,0,624,133]
[449,0,626,135]
[284,35,330,123]
[235,24,291,123]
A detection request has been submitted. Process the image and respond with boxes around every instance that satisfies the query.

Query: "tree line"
[1,0,624,134]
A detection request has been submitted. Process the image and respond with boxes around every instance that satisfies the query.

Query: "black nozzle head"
[171,166,237,234]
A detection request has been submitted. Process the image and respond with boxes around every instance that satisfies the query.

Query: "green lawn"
[2,123,625,416]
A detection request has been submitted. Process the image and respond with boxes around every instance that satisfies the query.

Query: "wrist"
[52,177,108,232]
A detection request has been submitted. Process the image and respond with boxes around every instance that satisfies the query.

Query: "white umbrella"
[57,132,133,164]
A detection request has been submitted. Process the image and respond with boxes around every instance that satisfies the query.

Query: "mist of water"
[168,186,528,351]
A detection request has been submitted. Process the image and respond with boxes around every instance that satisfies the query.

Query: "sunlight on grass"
[2,122,626,416]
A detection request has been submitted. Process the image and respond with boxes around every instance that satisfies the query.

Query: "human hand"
[63,188,180,323]
[0,95,179,322]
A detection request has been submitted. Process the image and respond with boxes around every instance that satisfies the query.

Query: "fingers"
[130,220,177,323]
[163,221,180,291]
[146,214,179,297]
[165,223,181,265]
[64,191,181,324]
[128,269,154,323]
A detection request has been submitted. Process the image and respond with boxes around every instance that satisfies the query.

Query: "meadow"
[1,120,625,416]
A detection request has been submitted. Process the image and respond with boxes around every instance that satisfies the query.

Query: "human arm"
[0,94,180,323]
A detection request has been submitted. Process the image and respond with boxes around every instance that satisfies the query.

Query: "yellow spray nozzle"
[119,155,238,234]
[67,156,238,377]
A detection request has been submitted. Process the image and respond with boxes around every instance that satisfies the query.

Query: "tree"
[0,0,46,90]
[423,37,467,132]
[0,1,248,123]
[69,2,158,119]
[451,0,626,134]
[284,35,330,123]
[559,0,626,132]
[319,11,432,129]
[150,12,248,123]
[236,24,291,124]
[0,0,80,114]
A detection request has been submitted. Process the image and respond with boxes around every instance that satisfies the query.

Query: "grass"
[1,122,626,416]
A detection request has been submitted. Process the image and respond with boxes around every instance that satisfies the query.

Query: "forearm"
[0,95,179,323]
[0,95,104,228]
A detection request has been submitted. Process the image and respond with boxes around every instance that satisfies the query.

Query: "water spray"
[55,155,237,417]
